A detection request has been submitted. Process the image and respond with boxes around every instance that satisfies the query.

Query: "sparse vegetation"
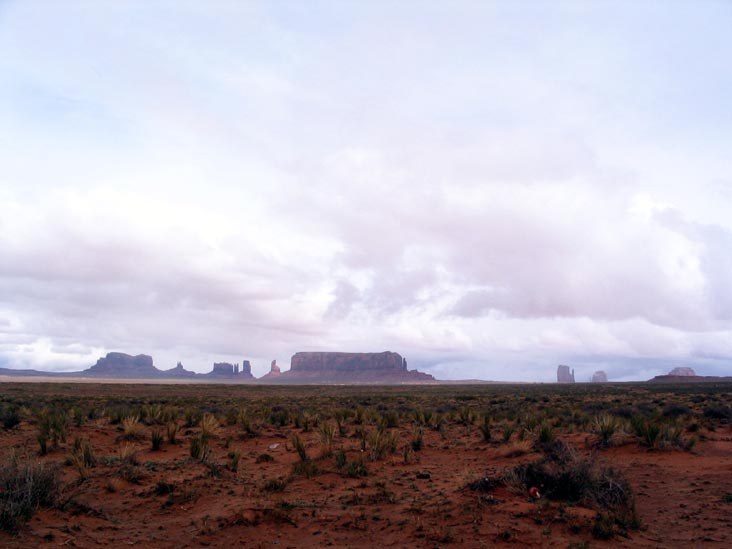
[0,380,729,545]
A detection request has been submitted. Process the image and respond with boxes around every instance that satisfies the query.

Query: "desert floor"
[1,382,731,548]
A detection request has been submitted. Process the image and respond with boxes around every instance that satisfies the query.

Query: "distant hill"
[648,375,732,383]
[648,366,732,383]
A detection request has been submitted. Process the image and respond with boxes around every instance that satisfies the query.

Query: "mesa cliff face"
[290,351,406,372]
[86,353,159,377]
[272,351,434,383]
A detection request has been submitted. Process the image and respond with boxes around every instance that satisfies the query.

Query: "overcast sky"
[1,1,731,381]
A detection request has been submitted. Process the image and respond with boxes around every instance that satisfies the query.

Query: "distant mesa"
[648,366,732,382]
[557,365,575,383]
[591,370,608,383]
[668,367,696,377]
[267,351,435,384]
[87,353,159,378]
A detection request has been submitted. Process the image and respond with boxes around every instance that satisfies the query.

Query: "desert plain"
[1,381,731,548]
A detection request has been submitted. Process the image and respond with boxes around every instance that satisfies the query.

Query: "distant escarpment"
[0,351,435,384]
[649,366,732,383]
[268,351,434,384]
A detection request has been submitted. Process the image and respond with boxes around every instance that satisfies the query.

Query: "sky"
[1,1,732,381]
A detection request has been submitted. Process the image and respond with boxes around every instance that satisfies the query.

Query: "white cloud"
[0,1,731,380]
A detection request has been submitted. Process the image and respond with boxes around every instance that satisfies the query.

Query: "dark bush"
[1,406,21,430]
[471,440,638,539]
[0,454,59,531]
[703,405,731,421]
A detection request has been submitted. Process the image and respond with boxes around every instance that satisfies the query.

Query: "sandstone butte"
[271,351,435,383]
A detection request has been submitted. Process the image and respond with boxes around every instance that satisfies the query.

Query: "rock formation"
[269,351,434,384]
[207,361,254,379]
[86,353,158,377]
[211,362,236,376]
[260,360,281,380]
[161,361,197,378]
[557,365,575,383]
[591,370,608,383]
[668,367,696,377]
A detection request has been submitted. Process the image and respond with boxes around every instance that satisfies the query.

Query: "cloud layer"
[1,2,731,380]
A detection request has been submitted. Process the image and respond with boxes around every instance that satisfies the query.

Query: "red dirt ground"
[1,384,731,548]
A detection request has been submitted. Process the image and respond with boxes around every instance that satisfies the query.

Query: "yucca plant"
[118,442,138,465]
[68,438,96,481]
[166,421,179,444]
[458,406,475,426]
[367,429,399,461]
[318,422,337,457]
[291,434,308,462]
[537,422,555,445]
[151,429,164,451]
[411,426,424,451]
[593,414,620,447]
[190,434,210,461]
[502,424,515,443]
[121,416,145,441]
[200,413,219,440]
